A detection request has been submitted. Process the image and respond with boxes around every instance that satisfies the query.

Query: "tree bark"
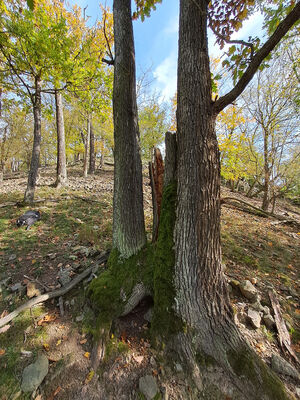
[55,90,67,188]
[175,1,290,398]
[112,0,146,258]
[89,121,95,174]
[24,76,42,203]
[262,130,270,211]
[83,115,90,178]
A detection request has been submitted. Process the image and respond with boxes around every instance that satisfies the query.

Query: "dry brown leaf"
[0,349,6,356]
[80,339,87,345]
[38,314,56,326]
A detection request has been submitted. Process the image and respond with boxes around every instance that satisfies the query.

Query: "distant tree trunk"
[55,90,67,188]
[112,0,146,258]
[0,126,7,182]
[262,131,270,211]
[89,121,95,174]
[24,76,42,203]
[83,116,90,178]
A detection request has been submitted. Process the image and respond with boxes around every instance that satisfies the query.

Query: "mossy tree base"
[88,181,293,399]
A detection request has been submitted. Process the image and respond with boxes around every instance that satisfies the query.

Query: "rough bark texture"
[55,90,67,188]
[164,131,177,187]
[112,0,146,258]
[262,131,270,211]
[89,121,96,174]
[149,148,164,242]
[175,1,290,398]
[83,115,90,178]
[24,76,42,203]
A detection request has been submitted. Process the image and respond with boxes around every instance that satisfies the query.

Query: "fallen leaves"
[84,352,90,359]
[37,314,57,326]
[0,348,6,356]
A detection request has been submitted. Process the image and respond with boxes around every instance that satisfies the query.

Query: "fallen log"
[222,197,300,229]
[0,253,108,329]
[269,290,298,363]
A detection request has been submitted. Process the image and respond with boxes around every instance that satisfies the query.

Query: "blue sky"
[69,1,264,101]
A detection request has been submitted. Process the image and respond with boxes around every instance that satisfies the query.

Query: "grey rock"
[296,387,300,397]
[21,353,49,392]
[139,375,159,400]
[271,354,299,380]
[10,282,23,293]
[9,254,17,261]
[175,362,183,372]
[58,269,71,286]
[251,300,265,313]
[239,280,259,302]
[263,314,275,330]
[76,314,84,322]
[247,308,261,329]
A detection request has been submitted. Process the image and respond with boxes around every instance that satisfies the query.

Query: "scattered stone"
[26,282,41,298]
[21,353,49,392]
[271,354,299,380]
[20,350,33,358]
[251,300,264,313]
[247,308,261,329]
[263,314,275,330]
[175,363,183,372]
[133,355,144,364]
[296,387,300,397]
[8,254,17,261]
[10,282,24,293]
[239,280,259,302]
[70,298,75,306]
[139,375,159,400]
[76,314,84,322]
[58,269,71,286]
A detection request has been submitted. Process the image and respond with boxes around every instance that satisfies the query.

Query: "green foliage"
[133,0,162,21]
[139,99,168,161]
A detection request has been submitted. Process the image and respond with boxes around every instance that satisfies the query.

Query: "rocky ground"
[0,164,299,400]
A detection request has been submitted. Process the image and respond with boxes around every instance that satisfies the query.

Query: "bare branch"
[213,2,300,114]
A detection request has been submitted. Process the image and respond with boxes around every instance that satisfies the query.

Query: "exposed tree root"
[0,254,108,328]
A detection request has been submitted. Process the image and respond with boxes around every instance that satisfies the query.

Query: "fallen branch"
[0,253,108,328]
[222,197,300,229]
[269,290,298,363]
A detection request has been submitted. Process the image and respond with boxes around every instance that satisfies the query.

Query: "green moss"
[196,351,216,368]
[227,347,290,400]
[88,245,154,332]
[151,182,183,339]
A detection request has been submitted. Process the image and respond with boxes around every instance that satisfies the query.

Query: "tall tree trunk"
[55,90,67,188]
[83,115,90,178]
[112,0,146,258]
[24,76,42,203]
[262,131,270,211]
[175,1,288,398]
[89,121,95,174]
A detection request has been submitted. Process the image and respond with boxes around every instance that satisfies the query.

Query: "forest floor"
[0,164,299,400]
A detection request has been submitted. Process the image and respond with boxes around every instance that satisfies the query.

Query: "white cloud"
[153,51,177,100]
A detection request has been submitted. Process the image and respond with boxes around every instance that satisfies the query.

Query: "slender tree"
[54,90,67,187]
[112,0,146,257]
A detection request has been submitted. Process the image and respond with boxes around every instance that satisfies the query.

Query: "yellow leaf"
[84,352,90,359]
[32,259,36,264]
[43,343,50,351]
[84,370,94,384]
[0,348,6,356]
